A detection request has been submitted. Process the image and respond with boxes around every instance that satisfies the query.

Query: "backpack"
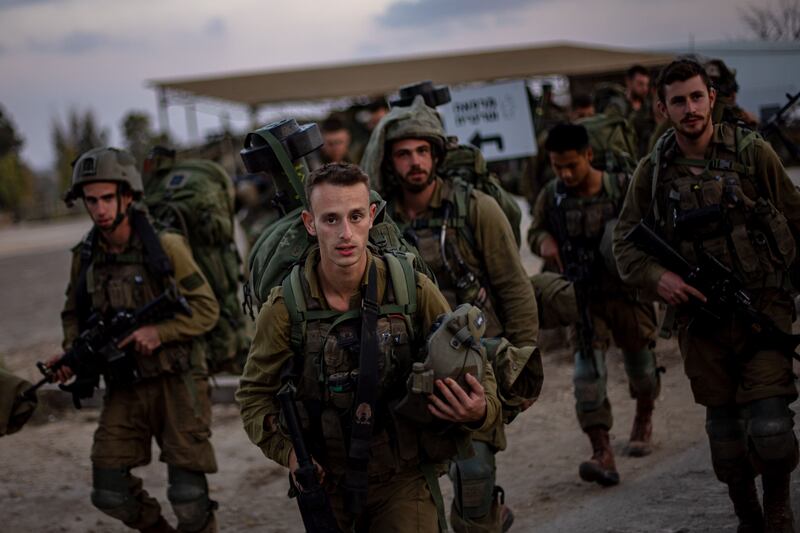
[244,189,434,315]
[441,143,522,246]
[143,159,250,374]
[577,113,639,176]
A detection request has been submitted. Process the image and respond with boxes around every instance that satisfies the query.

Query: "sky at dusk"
[0,0,764,169]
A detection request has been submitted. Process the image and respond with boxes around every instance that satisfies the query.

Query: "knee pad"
[705,407,754,484]
[623,348,660,399]
[167,466,215,532]
[747,397,799,466]
[573,349,607,412]
[449,441,496,520]
[91,467,142,524]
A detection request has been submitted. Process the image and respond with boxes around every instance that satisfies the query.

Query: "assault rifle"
[624,220,800,362]
[23,288,192,408]
[277,381,340,533]
[760,90,800,162]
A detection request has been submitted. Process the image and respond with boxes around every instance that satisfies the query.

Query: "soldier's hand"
[45,354,73,383]
[428,373,487,424]
[657,271,707,306]
[539,236,564,273]
[288,449,325,491]
[119,325,162,356]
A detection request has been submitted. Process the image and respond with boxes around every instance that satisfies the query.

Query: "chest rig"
[650,126,796,290]
[75,209,189,379]
[398,179,490,319]
[548,173,625,284]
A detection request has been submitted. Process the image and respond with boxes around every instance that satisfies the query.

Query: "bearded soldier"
[361,96,542,532]
[614,59,800,531]
[237,163,501,532]
[50,147,221,533]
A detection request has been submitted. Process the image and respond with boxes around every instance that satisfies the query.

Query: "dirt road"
[0,217,798,532]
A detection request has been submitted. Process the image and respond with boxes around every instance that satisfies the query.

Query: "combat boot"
[762,472,795,533]
[625,397,654,457]
[579,426,620,487]
[726,479,763,533]
[139,516,177,533]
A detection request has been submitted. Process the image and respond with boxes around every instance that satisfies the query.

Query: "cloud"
[203,16,226,38]
[27,31,138,55]
[0,0,67,10]
[377,0,539,28]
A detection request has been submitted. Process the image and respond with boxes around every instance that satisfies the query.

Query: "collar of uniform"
[559,172,611,199]
[95,228,142,254]
[303,247,382,310]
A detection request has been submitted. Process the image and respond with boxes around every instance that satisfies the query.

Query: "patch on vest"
[354,402,373,426]
[179,272,205,291]
[167,174,186,188]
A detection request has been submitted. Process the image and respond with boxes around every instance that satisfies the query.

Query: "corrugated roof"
[149,41,673,106]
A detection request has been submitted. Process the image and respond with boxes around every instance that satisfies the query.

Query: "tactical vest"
[281,253,467,479]
[75,227,194,379]
[394,179,502,336]
[548,172,627,286]
[650,125,796,290]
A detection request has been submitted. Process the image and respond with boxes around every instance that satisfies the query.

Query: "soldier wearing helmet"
[361,97,542,532]
[50,147,221,532]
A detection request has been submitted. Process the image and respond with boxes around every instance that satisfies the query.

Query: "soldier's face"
[550,149,593,189]
[82,182,132,232]
[391,139,436,193]
[302,182,376,271]
[627,73,650,100]
[322,129,351,163]
[658,75,716,140]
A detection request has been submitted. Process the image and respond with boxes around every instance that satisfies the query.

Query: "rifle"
[760,91,800,162]
[624,220,800,362]
[549,189,597,376]
[23,288,192,408]
[276,381,340,533]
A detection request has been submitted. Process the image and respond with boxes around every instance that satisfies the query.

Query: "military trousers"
[91,373,217,529]
[573,297,659,431]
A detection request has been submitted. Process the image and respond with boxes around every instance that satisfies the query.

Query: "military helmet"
[704,58,739,97]
[383,95,447,159]
[65,147,143,205]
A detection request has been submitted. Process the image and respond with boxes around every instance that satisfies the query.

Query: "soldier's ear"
[301,209,316,237]
[708,87,717,111]
[368,202,377,229]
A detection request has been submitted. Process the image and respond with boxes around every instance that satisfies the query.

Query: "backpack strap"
[282,265,310,357]
[75,228,98,330]
[649,128,675,222]
[450,179,478,251]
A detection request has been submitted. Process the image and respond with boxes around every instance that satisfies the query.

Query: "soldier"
[236,162,501,531]
[361,97,542,532]
[529,123,660,487]
[704,58,759,129]
[624,65,656,159]
[614,58,800,531]
[50,147,221,533]
[320,116,354,164]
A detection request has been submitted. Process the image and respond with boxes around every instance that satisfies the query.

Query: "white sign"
[438,79,538,162]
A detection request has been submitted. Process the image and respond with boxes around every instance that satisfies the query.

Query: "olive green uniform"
[614,122,799,523]
[237,249,501,532]
[62,230,220,532]
[528,175,659,431]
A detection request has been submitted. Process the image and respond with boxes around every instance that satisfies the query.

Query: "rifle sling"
[344,262,380,515]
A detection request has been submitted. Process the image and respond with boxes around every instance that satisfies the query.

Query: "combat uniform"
[361,98,542,533]
[237,248,501,532]
[528,174,660,441]
[614,122,800,529]
[62,228,220,532]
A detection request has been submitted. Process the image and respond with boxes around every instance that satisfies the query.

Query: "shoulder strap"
[75,228,98,329]
[650,128,675,221]
[129,208,174,280]
[451,179,478,250]
[282,265,308,356]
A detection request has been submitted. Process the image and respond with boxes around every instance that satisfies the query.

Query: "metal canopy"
[149,41,673,106]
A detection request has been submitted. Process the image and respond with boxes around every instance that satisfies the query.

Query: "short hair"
[571,93,593,109]
[304,162,370,207]
[655,59,712,103]
[544,123,591,154]
[626,64,650,80]
[321,117,348,133]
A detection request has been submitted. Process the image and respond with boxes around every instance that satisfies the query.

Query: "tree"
[741,0,800,41]
[0,105,34,216]
[120,111,171,168]
[51,108,109,194]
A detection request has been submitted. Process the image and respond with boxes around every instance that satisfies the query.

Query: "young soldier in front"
[529,123,661,487]
[614,59,800,532]
[53,147,221,532]
[237,163,500,532]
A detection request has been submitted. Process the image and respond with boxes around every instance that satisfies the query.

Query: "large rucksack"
[143,158,250,374]
[244,190,434,314]
[577,113,639,176]
[441,142,523,246]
